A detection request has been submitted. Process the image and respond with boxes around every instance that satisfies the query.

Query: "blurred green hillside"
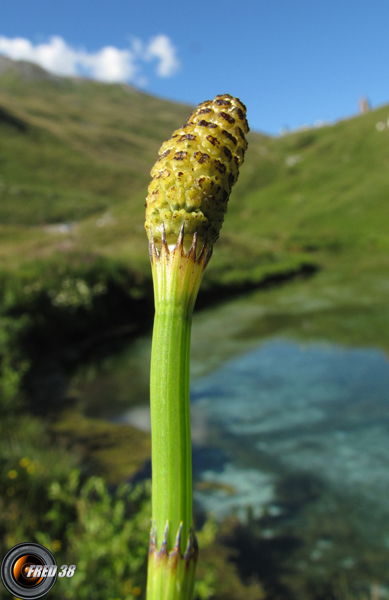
[1,55,389,361]
[1,55,389,293]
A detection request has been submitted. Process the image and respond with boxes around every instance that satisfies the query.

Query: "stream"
[70,287,389,586]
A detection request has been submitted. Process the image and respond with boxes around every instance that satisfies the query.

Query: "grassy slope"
[0,63,192,222]
[1,59,389,350]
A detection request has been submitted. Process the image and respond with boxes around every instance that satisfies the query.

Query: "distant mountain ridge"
[0,54,63,82]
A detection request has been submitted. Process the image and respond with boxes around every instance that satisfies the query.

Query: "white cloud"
[79,46,136,82]
[0,34,180,83]
[0,36,80,76]
[146,35,180,77]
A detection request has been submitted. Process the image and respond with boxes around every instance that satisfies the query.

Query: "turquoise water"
[189,339,389,525]
[72,291,389,586]
[118,338,389,532]
[117,336,389,589]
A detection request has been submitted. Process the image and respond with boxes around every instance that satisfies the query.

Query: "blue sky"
[1,0,389,134]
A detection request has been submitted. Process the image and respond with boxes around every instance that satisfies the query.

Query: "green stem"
[146,233,210,600]
[150,297,192,551]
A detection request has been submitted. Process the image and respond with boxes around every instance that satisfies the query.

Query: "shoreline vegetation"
[1,58,389,599]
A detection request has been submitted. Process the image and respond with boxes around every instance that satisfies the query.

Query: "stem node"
[147,523,198,600]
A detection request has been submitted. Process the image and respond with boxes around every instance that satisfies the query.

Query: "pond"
[70,289,389,588]
[190,339,389,519]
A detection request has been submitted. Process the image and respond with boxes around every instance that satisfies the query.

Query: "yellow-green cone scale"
[145,94,249,251]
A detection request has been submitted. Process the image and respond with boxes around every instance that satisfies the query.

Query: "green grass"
[0,68,192,225]
[2,62,389,287]
[2,61,389,352]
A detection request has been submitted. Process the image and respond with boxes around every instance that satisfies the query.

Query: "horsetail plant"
[145,94,249,600]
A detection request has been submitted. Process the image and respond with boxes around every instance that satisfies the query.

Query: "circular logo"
[1,543,57,599]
